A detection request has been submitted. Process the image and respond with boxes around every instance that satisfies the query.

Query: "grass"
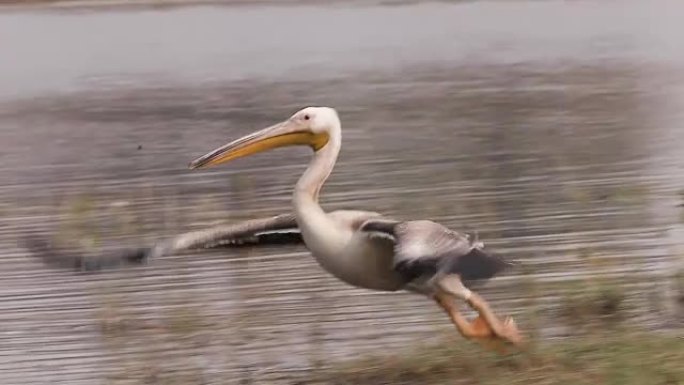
[310,269,678,385]
[559,281,627,329]
[311,329,683,385]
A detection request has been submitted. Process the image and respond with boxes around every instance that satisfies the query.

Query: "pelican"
[27,106,523,350]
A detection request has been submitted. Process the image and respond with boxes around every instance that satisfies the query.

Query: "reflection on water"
[1,1,683,384]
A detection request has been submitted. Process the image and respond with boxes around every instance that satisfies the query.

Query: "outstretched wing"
[23,213,301,272]
[360,219,513,287]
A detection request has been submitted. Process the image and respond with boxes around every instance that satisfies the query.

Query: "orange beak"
[189,120,329,169]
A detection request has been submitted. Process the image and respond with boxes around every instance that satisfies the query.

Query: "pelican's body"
[304,210,404,291]
[30,106,524,351]
[283,111,405,292]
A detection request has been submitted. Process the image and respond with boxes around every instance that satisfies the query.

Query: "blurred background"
[1,0,682,384]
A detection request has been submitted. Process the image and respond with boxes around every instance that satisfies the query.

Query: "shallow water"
[1,1,683,384]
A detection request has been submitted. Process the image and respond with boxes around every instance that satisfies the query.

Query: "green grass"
[311,329,683,385]
[559,281,627,329]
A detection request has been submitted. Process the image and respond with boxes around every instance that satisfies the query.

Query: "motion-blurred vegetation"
[309,262,681,385]
[311,329,683,385]
[558,280,626,329]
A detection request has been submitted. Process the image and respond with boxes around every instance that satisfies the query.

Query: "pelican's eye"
[303,114,310,120]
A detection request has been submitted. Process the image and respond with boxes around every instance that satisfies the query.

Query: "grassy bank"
[310,329,683,385]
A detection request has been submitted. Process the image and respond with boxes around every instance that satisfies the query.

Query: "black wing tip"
[121,247,151,263]
[78,247,151,272]
[210,232,304,248]
[20,233,50,254]
[21,233,150,273]
[448,247,517,283]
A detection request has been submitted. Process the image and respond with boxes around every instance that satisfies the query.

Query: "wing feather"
[23,213,301,272]
[360,218,512,286]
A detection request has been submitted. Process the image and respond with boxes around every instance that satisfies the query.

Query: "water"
[1,1,683,384]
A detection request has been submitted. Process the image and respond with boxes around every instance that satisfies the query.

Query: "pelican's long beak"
[189,120,329,169]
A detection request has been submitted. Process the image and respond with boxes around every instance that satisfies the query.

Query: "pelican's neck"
[293,128,343,257]
[294,130,341,205]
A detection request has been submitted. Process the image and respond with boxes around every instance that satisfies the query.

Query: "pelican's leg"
[435,275,523,347]
[434,291,493,339]
[434,291,514,354]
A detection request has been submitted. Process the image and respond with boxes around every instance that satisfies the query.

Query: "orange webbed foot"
[470,315,524,353]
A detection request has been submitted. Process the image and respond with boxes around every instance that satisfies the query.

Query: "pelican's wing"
[149,213,300,252]
[360,219,512,287]
[23,213,301,272]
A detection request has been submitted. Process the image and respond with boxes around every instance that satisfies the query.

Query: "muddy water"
[1,1,683,384]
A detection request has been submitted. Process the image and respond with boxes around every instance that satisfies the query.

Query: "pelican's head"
[189,106,340,169]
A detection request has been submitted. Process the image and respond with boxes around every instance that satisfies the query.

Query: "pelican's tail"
[443,248,516,288]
